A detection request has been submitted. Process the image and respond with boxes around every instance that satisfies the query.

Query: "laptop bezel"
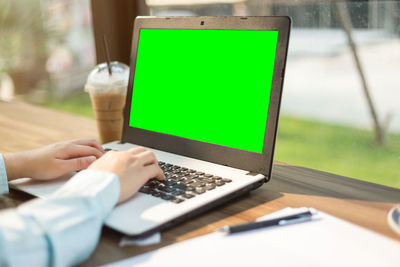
[122,16,291,178]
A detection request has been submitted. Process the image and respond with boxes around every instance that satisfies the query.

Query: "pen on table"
[220,209,318,234]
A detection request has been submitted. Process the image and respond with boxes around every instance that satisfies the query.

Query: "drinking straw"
[103,35,112,75]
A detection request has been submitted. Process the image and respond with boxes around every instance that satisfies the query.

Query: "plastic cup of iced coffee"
[85,61,129,144]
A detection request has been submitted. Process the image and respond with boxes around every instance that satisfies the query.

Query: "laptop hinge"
[246,172,270,182]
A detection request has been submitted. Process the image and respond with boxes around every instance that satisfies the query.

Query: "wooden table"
[1,100,400,266]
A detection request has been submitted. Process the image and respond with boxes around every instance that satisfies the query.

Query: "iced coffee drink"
[85,62,129,144]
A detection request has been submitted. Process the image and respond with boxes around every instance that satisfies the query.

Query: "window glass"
[147,0,400,188]
[1,0,398,188]
[0,0,94,101]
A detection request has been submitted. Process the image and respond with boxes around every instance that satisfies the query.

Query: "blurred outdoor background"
[0,0,399,188]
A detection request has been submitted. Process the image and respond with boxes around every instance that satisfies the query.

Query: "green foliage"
[0,0,48,72]
[39,93,94,118]
[275,116,400,189]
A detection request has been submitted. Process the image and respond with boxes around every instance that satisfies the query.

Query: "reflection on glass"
[0,0,399,188]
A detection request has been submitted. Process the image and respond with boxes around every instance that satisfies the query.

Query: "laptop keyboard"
[139,161,232,204]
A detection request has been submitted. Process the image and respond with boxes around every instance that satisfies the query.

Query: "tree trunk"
[334,1,385,145]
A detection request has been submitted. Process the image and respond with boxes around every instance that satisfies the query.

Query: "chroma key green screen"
[129,28,278,153]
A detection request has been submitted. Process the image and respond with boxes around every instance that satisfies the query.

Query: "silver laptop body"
[102,16,291,236]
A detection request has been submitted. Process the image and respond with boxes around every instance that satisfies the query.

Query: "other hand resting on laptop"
[3,138,104,181]
[0,139,164,266]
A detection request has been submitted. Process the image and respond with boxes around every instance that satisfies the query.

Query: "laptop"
[12,16,291,237]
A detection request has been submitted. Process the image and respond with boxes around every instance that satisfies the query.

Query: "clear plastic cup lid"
[85,61,129,95]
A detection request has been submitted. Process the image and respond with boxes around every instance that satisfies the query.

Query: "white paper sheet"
[103,207,400,267]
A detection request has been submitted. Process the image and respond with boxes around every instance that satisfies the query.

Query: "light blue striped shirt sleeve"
[0,169,120,267]
[0,154,9,194]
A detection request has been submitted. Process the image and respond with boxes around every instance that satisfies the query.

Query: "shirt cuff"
[51,170,120,219]
[0,154,9,194]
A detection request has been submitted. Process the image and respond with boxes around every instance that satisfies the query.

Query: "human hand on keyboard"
[89,146,165,203]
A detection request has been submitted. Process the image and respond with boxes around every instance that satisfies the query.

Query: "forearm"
[0,209,49,266]
[2,151,30,181]
[0,170,120,267]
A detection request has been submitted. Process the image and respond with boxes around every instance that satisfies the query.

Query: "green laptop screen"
[129,29,278,153]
